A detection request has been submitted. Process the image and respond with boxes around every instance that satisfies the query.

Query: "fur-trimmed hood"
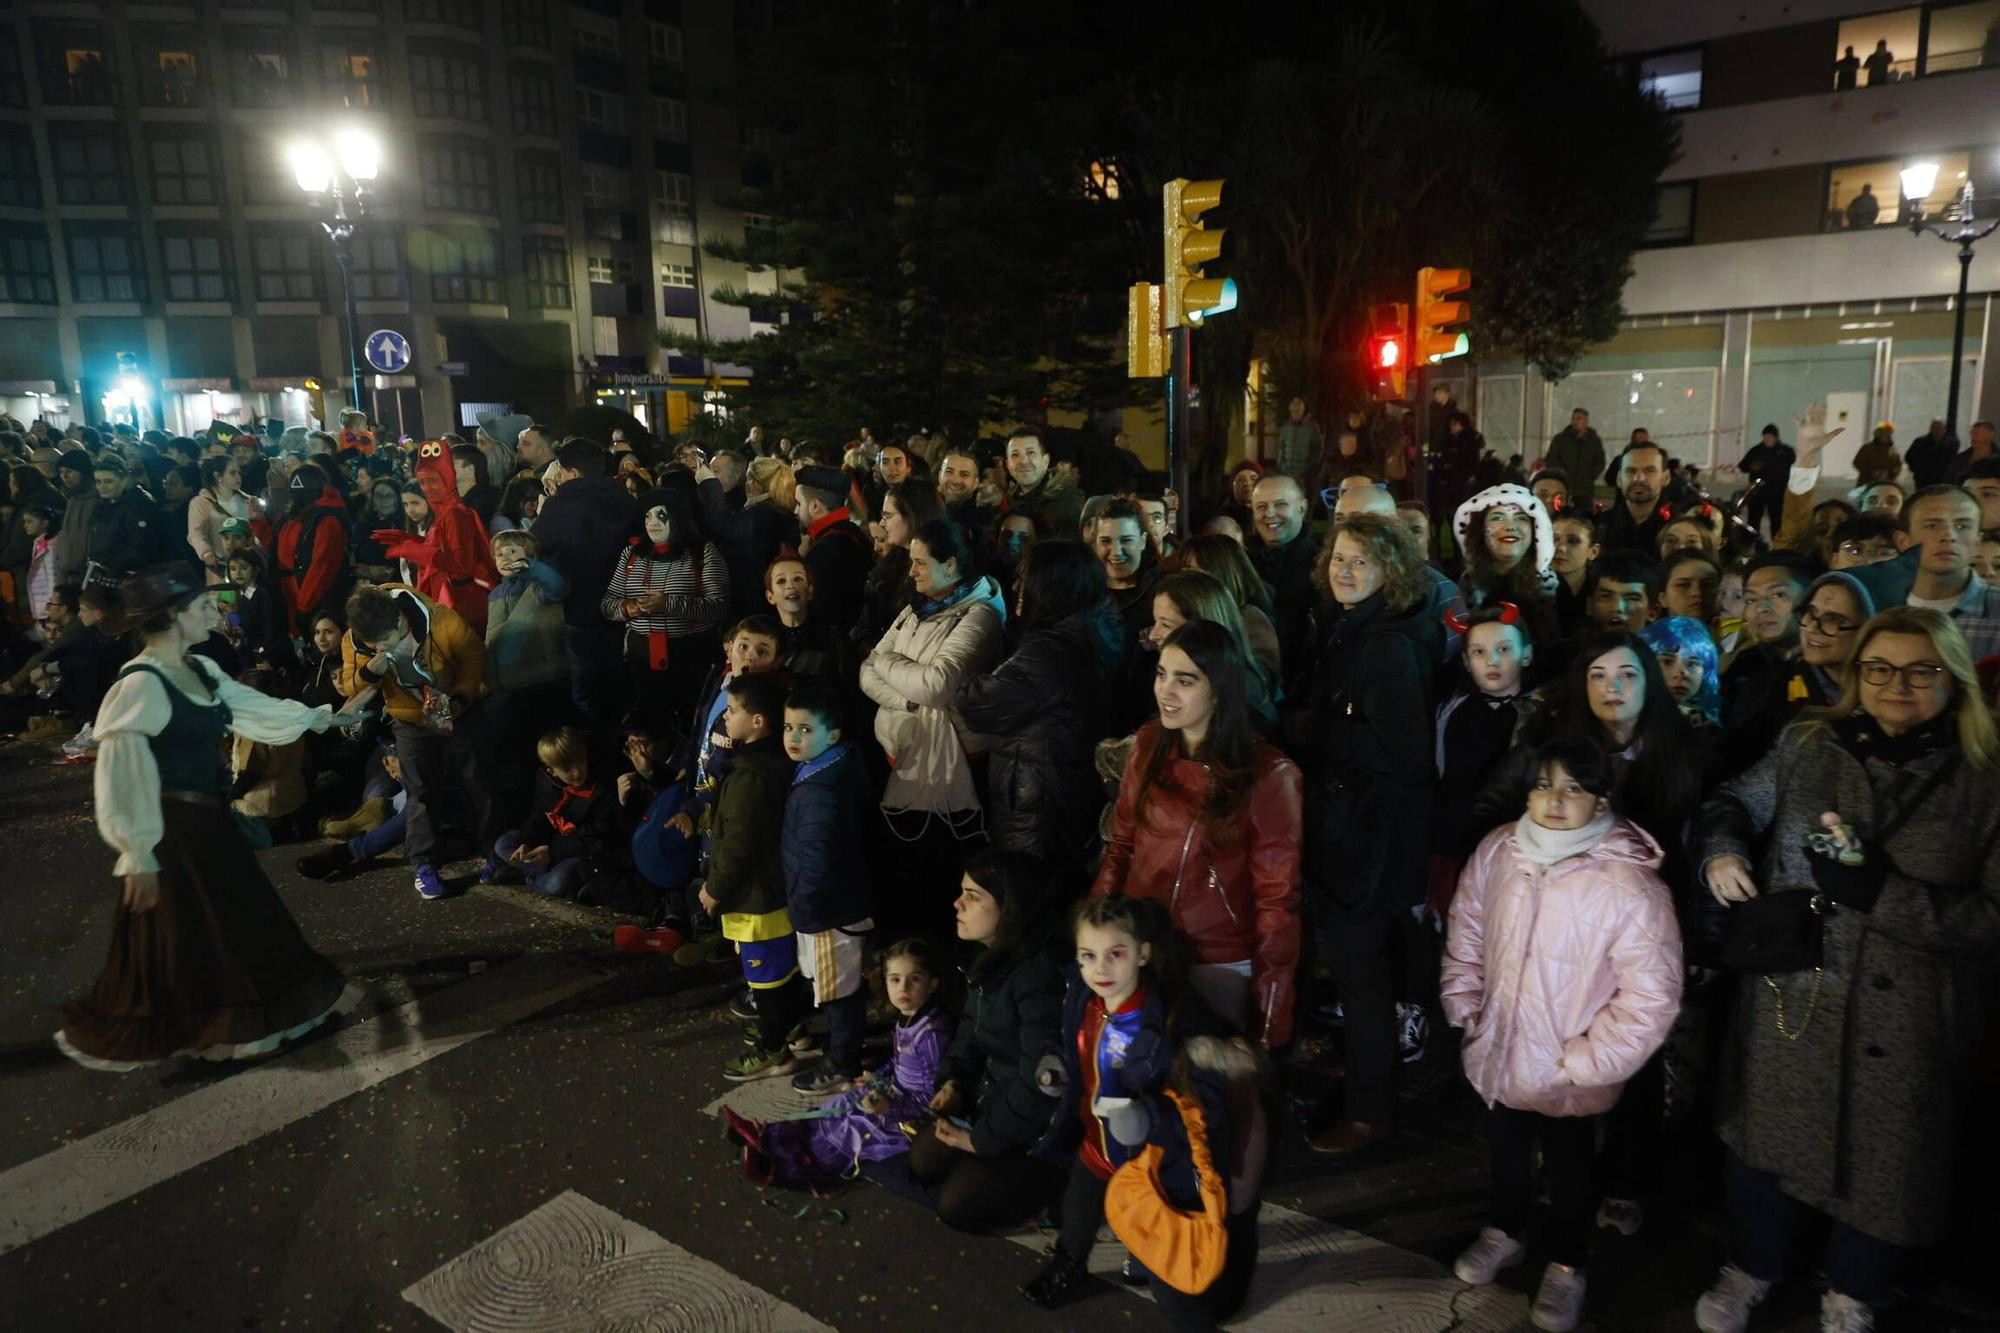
[1454,482,1556,595]
[1184,1033,1259,1082]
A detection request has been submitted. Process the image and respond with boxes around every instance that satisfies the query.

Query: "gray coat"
[1698,724,2000,1246]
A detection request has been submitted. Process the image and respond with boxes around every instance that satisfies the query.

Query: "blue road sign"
[364,329,412,375]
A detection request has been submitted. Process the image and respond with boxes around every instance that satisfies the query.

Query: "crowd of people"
[3,394,1997,1333]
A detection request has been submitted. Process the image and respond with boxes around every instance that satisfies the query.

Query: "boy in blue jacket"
[779,683,875,1096]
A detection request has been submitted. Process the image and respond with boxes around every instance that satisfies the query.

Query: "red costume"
[371,439,501,634]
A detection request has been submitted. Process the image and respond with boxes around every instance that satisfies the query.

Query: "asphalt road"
[0,741,1983,1332]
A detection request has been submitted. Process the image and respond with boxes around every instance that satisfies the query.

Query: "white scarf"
[1512,809,1615,866]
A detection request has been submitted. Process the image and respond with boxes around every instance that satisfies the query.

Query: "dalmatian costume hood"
[1452,482,1558,597]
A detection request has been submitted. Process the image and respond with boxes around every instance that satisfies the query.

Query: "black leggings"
[906,1126,1063,1233]
[1051,1154,1257,1332]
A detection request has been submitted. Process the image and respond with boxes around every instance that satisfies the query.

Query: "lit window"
[660,261,694,287]
[1833,10,1919,89]
[1636,49,1702,110]
[1825,151,1970,231]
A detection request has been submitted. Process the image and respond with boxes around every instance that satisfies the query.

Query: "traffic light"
[1162,178,1236,328]
[303,376,327,426]
[1127,282,1166,378]
[1415,266,1472,363]
[1367,303,1408,401]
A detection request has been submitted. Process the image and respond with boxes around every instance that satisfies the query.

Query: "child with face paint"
[1428,603,1540,919]
[599,487,730,744]
[1442,738,1682,1333]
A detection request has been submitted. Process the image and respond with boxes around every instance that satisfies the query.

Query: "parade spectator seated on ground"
[483,726,620,900]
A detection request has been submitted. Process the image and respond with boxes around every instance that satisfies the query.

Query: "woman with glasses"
[1780,572,1877,710]
[1694,608,2000,1333]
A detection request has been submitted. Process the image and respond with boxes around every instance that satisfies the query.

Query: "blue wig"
[1639,616,1720,723]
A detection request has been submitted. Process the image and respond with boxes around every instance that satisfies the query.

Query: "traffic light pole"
[1167,324,1192,534]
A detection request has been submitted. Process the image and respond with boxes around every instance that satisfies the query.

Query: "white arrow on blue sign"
[364,329,412,375]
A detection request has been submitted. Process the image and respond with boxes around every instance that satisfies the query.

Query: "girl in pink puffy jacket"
[1440,737,1683,1333]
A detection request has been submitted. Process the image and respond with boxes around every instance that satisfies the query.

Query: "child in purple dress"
[724,939,955,1189]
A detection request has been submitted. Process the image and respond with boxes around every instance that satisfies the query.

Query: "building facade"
[0,0,771,441]
[1452,0,2000,483]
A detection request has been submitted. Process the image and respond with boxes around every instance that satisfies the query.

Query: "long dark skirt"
[58,798,353,1070]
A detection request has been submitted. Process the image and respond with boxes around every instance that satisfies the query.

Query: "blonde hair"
[491,528,537,559]
[1804,606,1998,768]
[536,725,589,771]
[748,455,793,508]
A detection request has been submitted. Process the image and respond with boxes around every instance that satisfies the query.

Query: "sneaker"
[786,1022,823,1058]
[1396,1001,1429,1063]
[1595,1196,1643,1235]
[722,1047,799,1082]
[673,933,726,967]
[1694,1263,1772,1333]
[728,988,758,1021]
[414,864,448,900]
[612,924,684,955]
[477,857,506,885]
[1820,1291,1874,1333]
[790,1062,856,1096]
[21,714,72,742]
[1530,1262,1586,1332]
[1452,1227,1526,1285]
[1021,1248,1088,1308]
[61,721,95,757]
[296,844,357,881]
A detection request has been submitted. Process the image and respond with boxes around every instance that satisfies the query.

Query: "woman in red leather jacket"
[1093,617,1303,1047]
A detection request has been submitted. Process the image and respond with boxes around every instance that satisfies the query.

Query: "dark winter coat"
[704,736,793,921]
[802,512,872,633]
[512,769,623,868]
[1293,592,1441,917]
[780,741,873,932]
[1248,531,1319,669]
[697,479,799,615]
[534,475,641,628]
[85,487,161,578]
[1004,475,1085,542]
[956,599,1126,862]
[944,914,1067,1156]
[1698,723,2000,1246]
[229,582,299,675]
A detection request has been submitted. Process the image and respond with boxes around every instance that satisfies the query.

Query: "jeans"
[822,988,867,1076]
[391,705,497,866]
[1487,1105,1597,1267]
[1725,1148,1903,1306]
[347,802,408,862]
[562,622,623,735]
[490,830,588,899]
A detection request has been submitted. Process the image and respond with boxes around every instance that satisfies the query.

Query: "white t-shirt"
[1907,591,1961,614]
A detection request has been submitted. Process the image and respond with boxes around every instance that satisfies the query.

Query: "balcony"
[1624,223,2000,316]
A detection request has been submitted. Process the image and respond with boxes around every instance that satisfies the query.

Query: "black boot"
[1021,1247,1089,1308]
[296,843,357,881]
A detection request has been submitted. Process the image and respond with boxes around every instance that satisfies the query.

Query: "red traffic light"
[1374,336,1402,369]
[1367,303,1409,401]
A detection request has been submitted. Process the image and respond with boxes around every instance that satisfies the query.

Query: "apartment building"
[0,0,771,439]
[1455,0,2000,482]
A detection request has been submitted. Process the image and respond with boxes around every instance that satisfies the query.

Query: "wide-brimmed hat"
[477,410,533,445]
[112,562,231,631]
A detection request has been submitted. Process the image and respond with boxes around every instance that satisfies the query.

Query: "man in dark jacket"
[1002,430,1085,540]
[1247,474,1320,666]
[85,456,161,580]
[1594,443,1672,556]
[794,464,872,633]
[532,438,639,730]
[1739,424,1796,537]
[1904,418,1959,490]
[55,449,98,586]
[695,453,796,616]
[1545,409,1605,503]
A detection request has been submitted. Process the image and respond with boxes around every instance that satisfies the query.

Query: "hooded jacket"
[1442,816,1682,1117]
[370,440,500,635]
[1092,722,1304,1047]
[861,574,1008,813]
[276,484,350,630]
[780,740,873,932]
[534,473,642,628]
[956,598,1126,858]
[335,584,485,725]
[1452,483,1558,599]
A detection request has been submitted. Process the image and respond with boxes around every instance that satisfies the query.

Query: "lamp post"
[1902,161,2000,438]
[289,128,381,416]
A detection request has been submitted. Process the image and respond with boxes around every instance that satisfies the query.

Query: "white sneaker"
[1452,1226,1525,1285]
[1695,1263,1772,1333]
[1820,1291,1874,1333]
[1596,1196,1644,1235]
[1530,1262,1586,1332]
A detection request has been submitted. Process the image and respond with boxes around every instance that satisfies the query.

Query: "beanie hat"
[59,448,92,477]
[794,465,847,498]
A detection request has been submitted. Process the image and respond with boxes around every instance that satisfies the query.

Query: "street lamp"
[290,127,381,415]
[1903,160,1999,437]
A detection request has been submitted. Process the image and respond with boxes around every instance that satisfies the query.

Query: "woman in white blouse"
[56,563,367,1071]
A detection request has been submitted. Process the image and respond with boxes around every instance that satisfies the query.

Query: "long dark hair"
[8,464,53,505]
[1138,619,1259,837]
[1546,630,1699,833]
[883,477,943,537]
[962,847,1049,982]
[1017,539,1106,632]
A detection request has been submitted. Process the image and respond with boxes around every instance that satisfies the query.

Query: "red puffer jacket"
[1091,722,1304,1046]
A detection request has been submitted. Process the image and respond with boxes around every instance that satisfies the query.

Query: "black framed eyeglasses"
[1799,607,1858,634]
[1857,659,1946,688]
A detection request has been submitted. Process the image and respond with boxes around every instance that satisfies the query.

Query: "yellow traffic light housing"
[1163,178,1236,328]
[1127,282,1167,379]
[1415,266,1472,363]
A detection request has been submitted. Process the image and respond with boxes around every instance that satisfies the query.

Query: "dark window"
[0,27,24,109]
[0,223,57,304]
[418,138,495,213]
[227,30,295,108]
[502,0,552,47]
[36,21,117,107]
[517,151,564,224]
[349,231,406,301]
[50,127,128,206]
[148,131,220,207]
[0,126,39,208]
[521,234,571,308]
[1645,182,1696,243]
[67,224,149,303]
[136,30,207,107]
[161,228,234,302]
[323,43,384,110]
[405,0,481,26]
[238,137,294,206]
[509,63,557,136]
[250,228,320,302]
[428,227,503,304]
[410,44,484,120]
